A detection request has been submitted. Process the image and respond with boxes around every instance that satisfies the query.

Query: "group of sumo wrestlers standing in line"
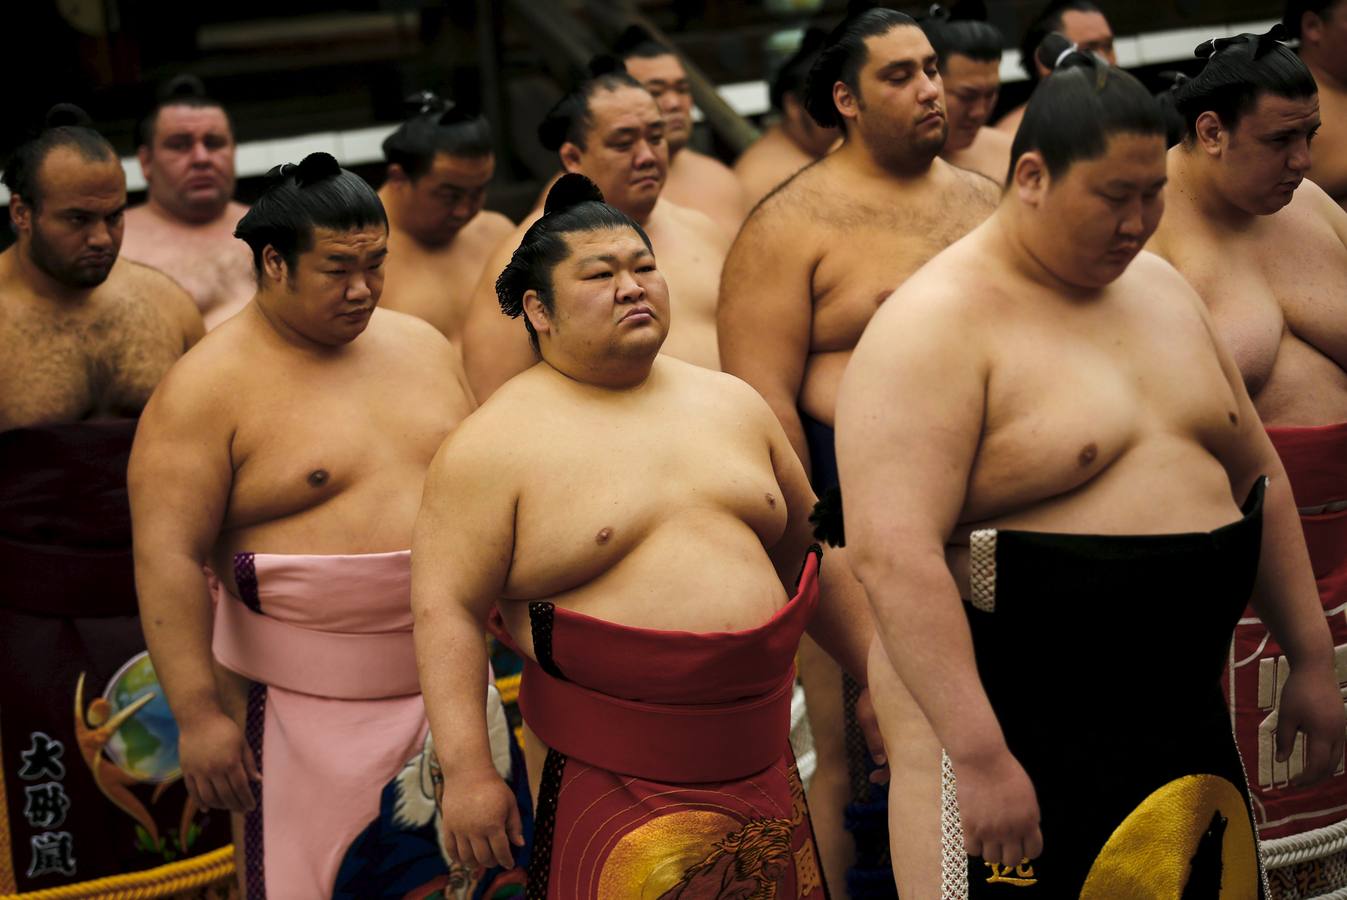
[5,0,1347,897]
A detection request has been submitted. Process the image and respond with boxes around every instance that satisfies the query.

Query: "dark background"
[3,0,1287,221]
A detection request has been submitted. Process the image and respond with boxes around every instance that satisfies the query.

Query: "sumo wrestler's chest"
[0,299,180,427]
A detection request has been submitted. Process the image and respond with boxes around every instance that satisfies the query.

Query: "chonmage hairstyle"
[1172,25,1317,139]
[1009,33,1165,182]
[1283,0,1339,40]
[612,24,675,60]
[1154,71,1191,148]
[234,152,387,277]
[138,74,232,148]
[496,173,652,351]
[770,27,829,112]
[1018,0,1106,81]
[382,91,493,179]
[804,6,919,129]
[538,56,646,153]
[922,5,1004,67]
[3,104,117,209]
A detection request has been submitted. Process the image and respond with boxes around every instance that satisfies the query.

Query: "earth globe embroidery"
[100,652,181,783]
[75,652,202,858]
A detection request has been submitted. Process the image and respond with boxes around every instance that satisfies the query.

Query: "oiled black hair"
[612,24,675,60]
[1283,0,1341,40]
[3,104,117,210]
[1155,71,1191,147]
[234,152,387,277]
[1173,25,1317,139]
[1018,0,1106,81]
[1010,34,1165,182]
[805,7,920,129]
[771,27,829,112]
[922,6,1004,67]
[382,91,493,179]
[538,56,646,152]
[138,75,232,148]
[496,173,653,352]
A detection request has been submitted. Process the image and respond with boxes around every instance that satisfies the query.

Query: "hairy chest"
[810,205,987,351]
[0,299,181,428]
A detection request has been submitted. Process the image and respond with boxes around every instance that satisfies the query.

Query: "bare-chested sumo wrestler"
[463,59,728,400]
[734,28,838,211]
[923,10,1013,182]
[839,46,1344,899]
[994,0,1116,136]
[719,9,999,894]
[121,76,254,330]
[0,106,217,896]
[413,174,879,899]
[1148,27,1347,895]
[1287,1,1347,209]
[130,154,488,898]
[614,25,748,238]
[377,91,514,346]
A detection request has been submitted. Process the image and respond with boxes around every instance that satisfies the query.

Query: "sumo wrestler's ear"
[385,163,409,185]
[832,80,859,124]
[136,144,153,180]
[1301,10,1327,48]
[1012,150,1048,206]
[559,142,584,173]
[261,245,288,283]
[1193,111,1225,157]
[8,194,32,232]
[522,289,552,337]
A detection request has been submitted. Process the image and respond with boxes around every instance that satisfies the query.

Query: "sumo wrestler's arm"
[411,419,523,871]
[835,284,1042,869]
[750,380,873,684]
[718,202,818,469]
[460,220,541,402]
[128,364,258,813]
[1185,274,1346,786]
[752,383,889,774]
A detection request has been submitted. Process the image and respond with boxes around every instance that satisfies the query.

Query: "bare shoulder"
[661,199,726,248]
[122,203,155,227]
[491,212,539,259]
[365,307,463,380]
[370,305,452,348]
[750,156,832,217]
[137,319,239,426]
[872,233,998,333]
[1127,248,1199,288]
[732,160,830,249]
[114,258,193,304]
[1290,177,1347,230]
[943,159,1002,210]
[470,209,516,243]
[682,148,739,184]
[981,127,1013,152]
[449,366,547,451]
[1122,251,1210,316]
[225,201,250,227]
[111,259,205,338]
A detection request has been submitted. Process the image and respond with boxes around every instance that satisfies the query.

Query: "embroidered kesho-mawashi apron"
[494,547,830,899]
[1235,424,1347,898]
[0,421,233,896]
[943,480,1269,898]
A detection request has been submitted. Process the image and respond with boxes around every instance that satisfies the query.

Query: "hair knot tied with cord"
[1196,23,1289,60]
